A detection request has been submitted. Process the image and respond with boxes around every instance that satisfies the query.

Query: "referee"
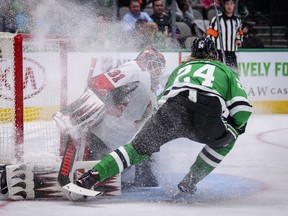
[206,0,243,71]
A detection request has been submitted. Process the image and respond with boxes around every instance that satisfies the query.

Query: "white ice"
[1,114,288,216]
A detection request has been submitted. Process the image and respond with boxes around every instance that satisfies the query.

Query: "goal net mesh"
[0,33,67,164]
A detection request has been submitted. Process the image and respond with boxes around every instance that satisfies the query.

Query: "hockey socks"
[94,144,149,182]
[189,142,235,181]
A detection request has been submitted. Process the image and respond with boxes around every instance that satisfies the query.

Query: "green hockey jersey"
[159,59,252,131]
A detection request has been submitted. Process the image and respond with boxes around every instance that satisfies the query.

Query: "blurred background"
[1,0,287,50]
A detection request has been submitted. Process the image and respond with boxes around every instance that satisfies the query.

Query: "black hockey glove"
[226,116,247,135]
[76,169,100,189]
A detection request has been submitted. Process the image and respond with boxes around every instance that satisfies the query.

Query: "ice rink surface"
[1,114,288,216]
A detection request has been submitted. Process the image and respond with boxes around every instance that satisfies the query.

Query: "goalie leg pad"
[2,162,121,200]
[0,165,8,195]
[53,89,105,133]
[5,163,61,200]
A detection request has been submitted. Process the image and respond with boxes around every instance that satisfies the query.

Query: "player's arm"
[226,76,253,135]
[53,70,125,132]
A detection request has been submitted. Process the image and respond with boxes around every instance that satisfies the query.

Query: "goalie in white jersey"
[54,48,166,188]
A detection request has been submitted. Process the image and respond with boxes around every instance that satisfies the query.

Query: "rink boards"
[67,50,288,114]
[1,49,287,123]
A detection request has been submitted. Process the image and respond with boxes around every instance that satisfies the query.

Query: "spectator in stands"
[0,13,12,32]
[189,0,206,18]
[201,0,220,10]
[177,0,194,23]
[165,0,195,22]
[90,13,112,51]
[165,0,184,21]
[236,4,264,49]
[118,0,151,10]
[15,3,30,33]
[0,2,16,33]
[117,0,131,7]
[122,0,154,31]
[131,18,150,48]
[146,21,168,48]
[165,0,195,34]
[150,0,181,42]
[189,0,220,19]
[131,18,172,49]
[241,22,265,48]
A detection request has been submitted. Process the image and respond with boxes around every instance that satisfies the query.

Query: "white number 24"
[178,64,215,87]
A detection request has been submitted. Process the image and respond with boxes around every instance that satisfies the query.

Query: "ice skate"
[172,172,198,200]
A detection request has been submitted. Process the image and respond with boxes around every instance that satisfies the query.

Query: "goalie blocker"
[0,161,121,200]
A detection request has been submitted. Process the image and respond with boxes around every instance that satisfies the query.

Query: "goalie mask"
[191,37,217,60]
[136,48,166,88]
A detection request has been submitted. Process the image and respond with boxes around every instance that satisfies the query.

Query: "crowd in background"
[0,0,265,50]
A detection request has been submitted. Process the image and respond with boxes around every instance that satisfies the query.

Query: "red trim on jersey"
[91,74,115,92]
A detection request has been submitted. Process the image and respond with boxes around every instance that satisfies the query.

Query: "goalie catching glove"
[53,89,105,133]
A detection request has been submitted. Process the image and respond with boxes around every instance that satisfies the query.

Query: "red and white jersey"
[89,61,157,149]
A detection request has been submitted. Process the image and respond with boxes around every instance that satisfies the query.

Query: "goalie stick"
[58,58,102,197]
[85,58,97,91]
[58,134,102,197]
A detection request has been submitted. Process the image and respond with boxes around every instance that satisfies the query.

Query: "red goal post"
[0,33,68,164]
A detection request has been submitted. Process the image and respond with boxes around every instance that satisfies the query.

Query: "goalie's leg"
[134,156,158,187]
[54,88,105,187]
[0,165,8,195]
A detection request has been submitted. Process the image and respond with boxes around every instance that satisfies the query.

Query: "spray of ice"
[28,0,180,51]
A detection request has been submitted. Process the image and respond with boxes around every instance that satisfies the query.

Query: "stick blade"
[62,183,102,197]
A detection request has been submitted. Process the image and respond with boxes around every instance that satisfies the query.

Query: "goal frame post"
[0,33,68,164]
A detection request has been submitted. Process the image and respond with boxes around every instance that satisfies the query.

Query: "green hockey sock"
[93,144,149,181]
[190,156,215,181]
[190,141,235,182]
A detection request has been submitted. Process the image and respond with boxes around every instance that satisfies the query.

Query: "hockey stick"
[213,0,226,64]
[85,58,97,91]
[58,133,102,197]
[57,58,102,197]
[78,57,98,161]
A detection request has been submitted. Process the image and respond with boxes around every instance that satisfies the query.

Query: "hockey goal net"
[0,33,67,164]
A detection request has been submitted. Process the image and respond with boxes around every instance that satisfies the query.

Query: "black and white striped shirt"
[207,13,243,52]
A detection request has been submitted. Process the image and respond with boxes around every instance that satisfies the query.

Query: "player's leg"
[172,91,238,196]
[76,98,183,188]
[134,155,158,187]
[86,131,111,160]
[77,143,149,188]
[177,141,236,195]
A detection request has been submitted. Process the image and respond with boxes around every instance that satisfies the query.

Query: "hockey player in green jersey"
[68,37,253,199]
